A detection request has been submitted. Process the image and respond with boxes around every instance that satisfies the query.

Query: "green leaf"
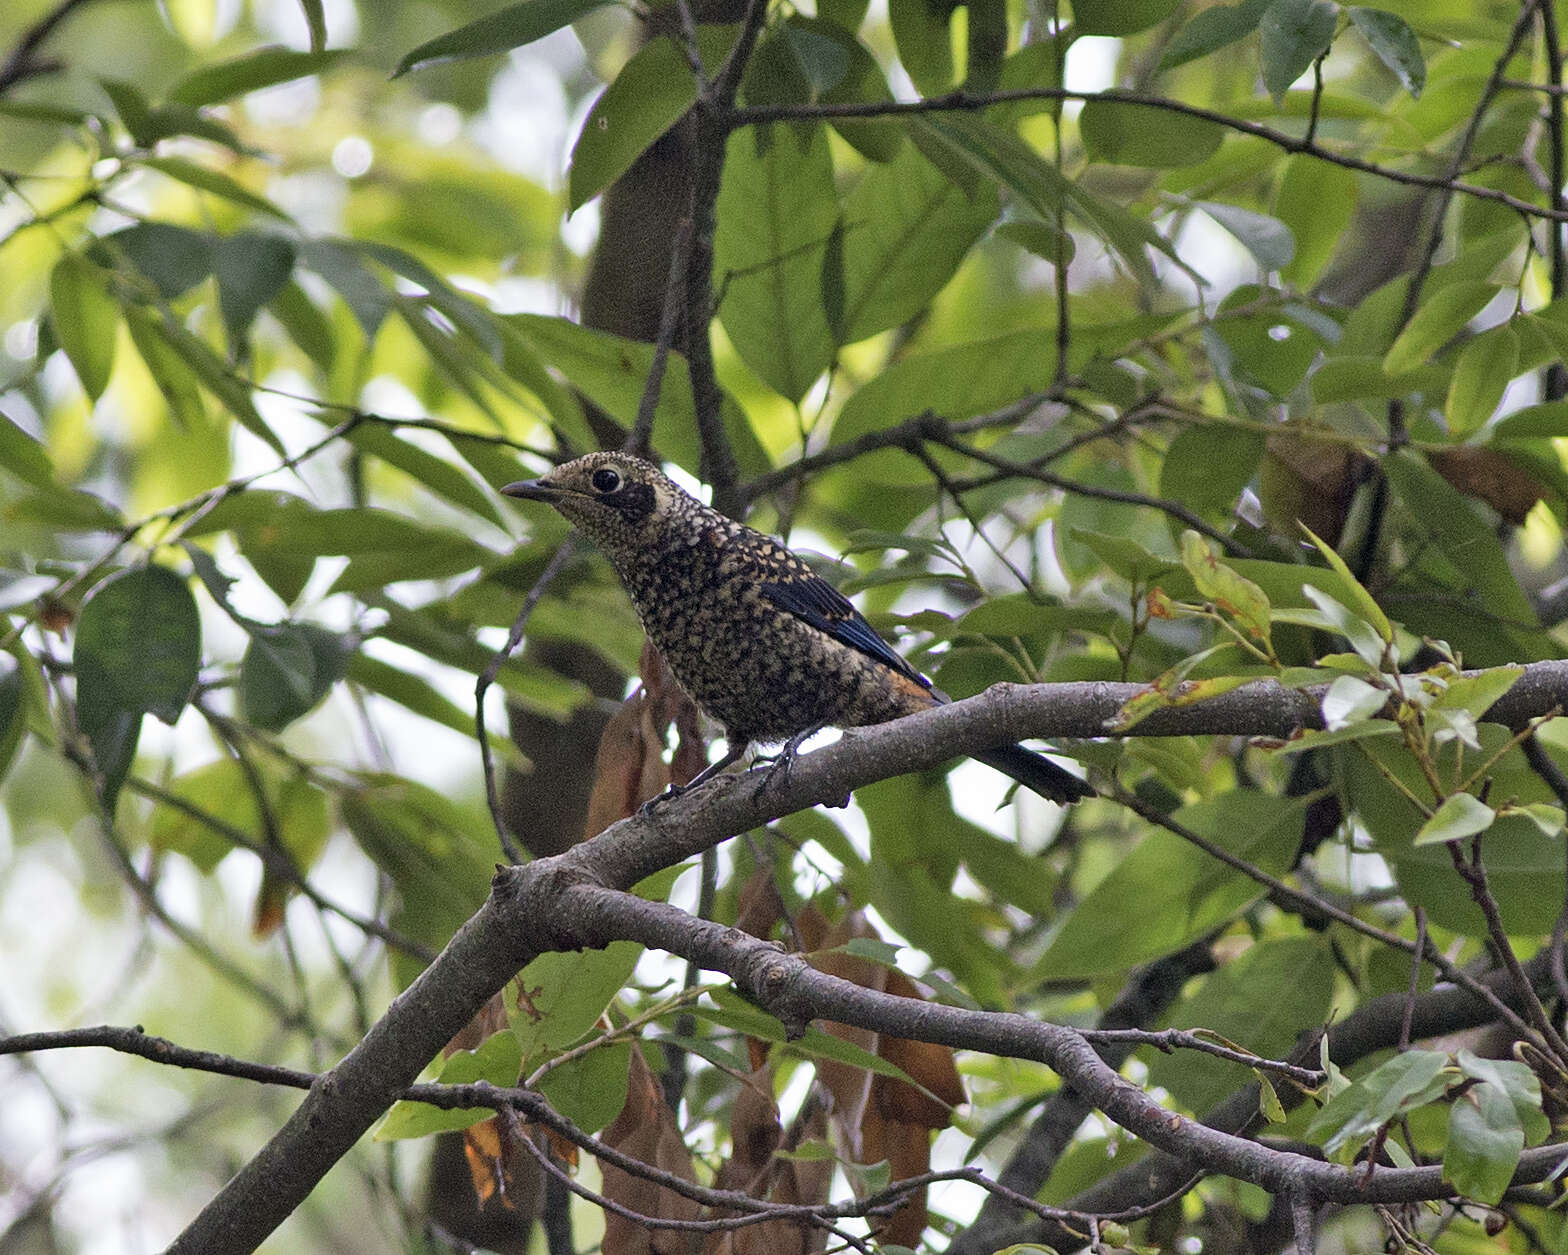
[239,623,349,732]
[168,47,348,106]
[1276,156,1356,287]
[75,567,201,726]
[0,652,27,788]
[0,417,57,489]
[395,0,614,76]
[137,156,289,220]
[1067,529,1178,584]
[1258,0,1338,102]
[1491,400,1568,438]
[1456,1049,1551,1145]
[567,28,737,212]
[74,567,201,810]
[341,774,499,971]
[1035,792,1305,979]
[509,943,645,1057]
[148,757,329,874]
[214,233,297,353]
[1073,0,1183,35]
[1306,1049,1452,1156]
[1445,324,1518,438]
[1428,665,1523,718]
[1299,522,1393,643]
[747,19,900,163]
[1320,675,1387,728]
[888,0,953,94]
[1502,801,1566,837]
[714,125,838,403]
[145,315,287,456]
[1383,281,1497,376]
[49,254,119,401]
[376,1032,523,1140]
[1214,291,1322,397]
[1302,586,1385,666]
[537,1040,632,1133]
[99,78,155,144]
[98,222,214,301]
[122,306,200,431]
[1413,793,1495,846]
[1159,425,1264,525]
[1345,728,1563,934]
[1348,8,1424,97]
[1309,355,1446,403]
[1180,531,1272,644]
[1161,0,1270,69]
[1383,451,1537,629]
[1445,1080,1523,1205]
[911,113,1192,290]
[506,314,770,480]
[1272,720,1399,753]
[344,423,504,527]
[838,142,999,343]
[299,239,390,338]
[269,281,337,374]
[346,653,476,739]
[0,99,96,126]
[831,328,1051,451]
[1080,100,1224,168]
[1196,202,1295,270]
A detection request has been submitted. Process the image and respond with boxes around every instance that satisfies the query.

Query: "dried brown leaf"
[1428,445,1550,525]
[600,1041,701,1253]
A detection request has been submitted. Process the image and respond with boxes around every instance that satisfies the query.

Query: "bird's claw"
[750,751,795,802]
[637,782,688,817]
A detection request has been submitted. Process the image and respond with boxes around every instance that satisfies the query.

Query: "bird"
[502,452,1093,806]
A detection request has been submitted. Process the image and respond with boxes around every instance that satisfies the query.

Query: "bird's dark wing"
[758,569,930,688]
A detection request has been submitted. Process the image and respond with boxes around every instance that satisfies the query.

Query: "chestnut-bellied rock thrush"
[503,452,1093,805]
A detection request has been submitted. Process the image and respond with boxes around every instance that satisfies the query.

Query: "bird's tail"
[971,743,1094,805]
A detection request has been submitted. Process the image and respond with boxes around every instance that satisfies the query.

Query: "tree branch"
[158,659,1568,1251]
[732,86,1568,223]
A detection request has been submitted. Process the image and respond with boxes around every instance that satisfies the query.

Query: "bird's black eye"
[590,468,622,494]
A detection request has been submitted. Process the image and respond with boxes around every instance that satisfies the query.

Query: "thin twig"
[1400,908,1427,1052]
[731,87,1568,223]
[1446,837,1568,1067]
[629,217,696,458]
[477,535,581,864]
[0,0,116,91]
[1111,785,1550,1054]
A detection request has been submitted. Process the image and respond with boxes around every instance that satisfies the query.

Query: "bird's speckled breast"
[606,524,926,742]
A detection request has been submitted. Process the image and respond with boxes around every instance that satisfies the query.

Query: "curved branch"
[161,658,1568,1251]
[557,885,1568,1209]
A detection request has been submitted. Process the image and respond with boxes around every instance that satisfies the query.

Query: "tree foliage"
[3,0,1568,1252]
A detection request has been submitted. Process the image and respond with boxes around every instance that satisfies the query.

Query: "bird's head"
[501,453,694,555]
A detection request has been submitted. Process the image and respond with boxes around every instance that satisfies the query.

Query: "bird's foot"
[749,725,824,802]
[637,781,689,818]
[639,740,752,816]
[750,752,794,802]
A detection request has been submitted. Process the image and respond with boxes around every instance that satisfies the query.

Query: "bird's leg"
[639,739,751,816]
[751,724,824,801]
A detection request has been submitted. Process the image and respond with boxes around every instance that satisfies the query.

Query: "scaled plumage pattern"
[503,453,1092,805]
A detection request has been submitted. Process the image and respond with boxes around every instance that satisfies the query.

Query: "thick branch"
[991,946,1566,1251]
[555,885,1568,1208]
[165,659,1568,1250]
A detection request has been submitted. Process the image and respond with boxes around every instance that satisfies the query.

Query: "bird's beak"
[500,478,559,501]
